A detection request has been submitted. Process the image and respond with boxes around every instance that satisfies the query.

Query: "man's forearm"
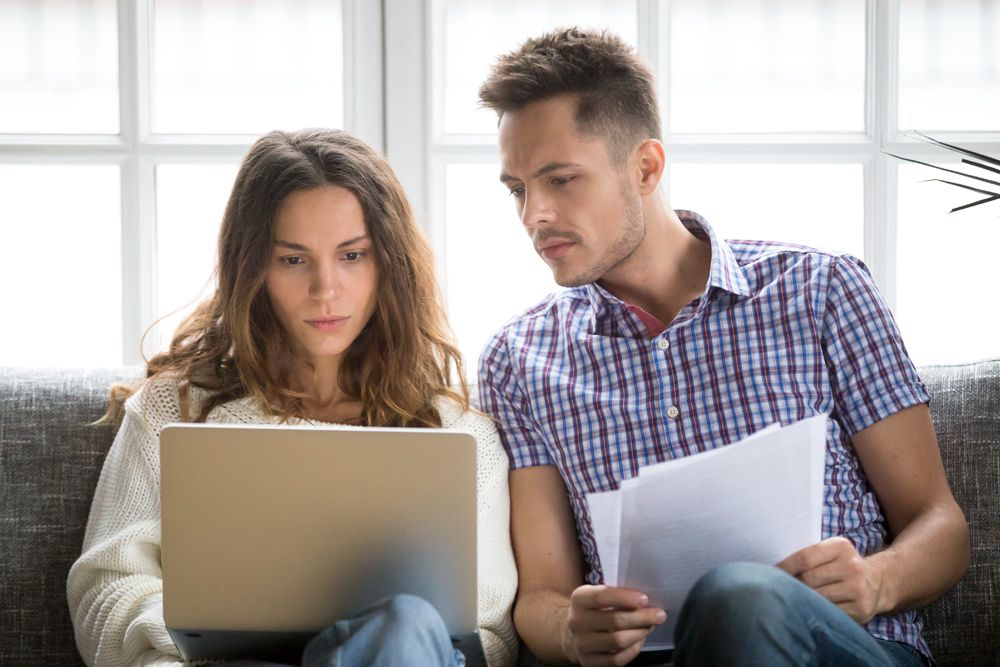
[867,501,970,616]
[514,589,576,666]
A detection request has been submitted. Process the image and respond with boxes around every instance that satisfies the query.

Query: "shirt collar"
[584,210,751,315]
[679,210,751,298]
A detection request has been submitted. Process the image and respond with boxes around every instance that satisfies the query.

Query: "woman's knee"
[379,594,443,627]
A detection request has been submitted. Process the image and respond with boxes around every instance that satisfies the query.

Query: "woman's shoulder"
[435,397,482,426]
[123,375,214,429]
[434,398,499,442]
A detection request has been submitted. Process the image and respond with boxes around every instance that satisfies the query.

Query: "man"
[476,27,969,667]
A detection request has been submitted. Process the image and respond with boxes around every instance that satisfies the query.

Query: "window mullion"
[343,0,384,152]
[385,0,430,223]
[865,0,900,309]
[118,0,151,366]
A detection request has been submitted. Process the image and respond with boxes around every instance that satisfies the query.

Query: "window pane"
[669,0,865,133]
[896,163,1000,365]
[899,0,1000,131]
[444,163,558,379]
[150,163,239,355]
[151,0,343,134]
[0,0,118,133]
[669,163,864,258]
[0,165,121,366]
[441,0,638,136]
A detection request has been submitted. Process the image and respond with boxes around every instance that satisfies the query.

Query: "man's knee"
[681,562,798,623]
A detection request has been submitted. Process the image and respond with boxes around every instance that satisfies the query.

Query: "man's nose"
[521,190,555,231]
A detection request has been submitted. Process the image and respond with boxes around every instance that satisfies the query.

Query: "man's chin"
[553,270,596,289]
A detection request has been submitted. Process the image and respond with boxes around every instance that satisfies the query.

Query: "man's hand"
[562,584,666,667]
[777,536,884,624]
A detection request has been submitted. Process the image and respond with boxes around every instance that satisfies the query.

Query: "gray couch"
[1,362,997,666]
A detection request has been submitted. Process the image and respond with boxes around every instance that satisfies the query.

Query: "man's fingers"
[571,605,667,633]
[797,558,850,590]
[813,581,855,604]
[572,584,652,610]
[575,626,654,658]
[777,536,853,576]
[578,639,648,667]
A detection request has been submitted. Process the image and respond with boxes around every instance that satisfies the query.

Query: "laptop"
[159,422,483,665]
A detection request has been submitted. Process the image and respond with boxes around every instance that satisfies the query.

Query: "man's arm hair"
[852,403,970,614]
[509,465,586,665]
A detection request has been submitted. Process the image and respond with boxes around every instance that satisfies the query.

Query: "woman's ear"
[634,139,666,196]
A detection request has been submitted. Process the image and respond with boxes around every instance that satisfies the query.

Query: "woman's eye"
[342,251,365,262]
[281,256,305,266]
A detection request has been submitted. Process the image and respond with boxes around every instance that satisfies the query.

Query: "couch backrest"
[918,360,1000,665]
[1,363,997,666]
[0,367,141,667]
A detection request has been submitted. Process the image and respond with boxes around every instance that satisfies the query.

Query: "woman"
[67,129,517,667]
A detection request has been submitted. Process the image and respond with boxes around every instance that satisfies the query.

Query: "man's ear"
[634,139,666,196]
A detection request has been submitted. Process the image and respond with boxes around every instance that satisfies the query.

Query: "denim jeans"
[228,594,463,667]
[666,562,926,667]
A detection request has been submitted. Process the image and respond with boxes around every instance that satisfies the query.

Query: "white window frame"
[385,0,1000,316]
[0,0,383,366]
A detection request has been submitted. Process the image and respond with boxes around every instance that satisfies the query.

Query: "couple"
[69,28,968,667]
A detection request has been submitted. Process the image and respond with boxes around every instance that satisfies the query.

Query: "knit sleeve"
[443,405,518,667]
[66,381,183,667]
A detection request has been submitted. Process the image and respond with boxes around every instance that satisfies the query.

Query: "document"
[585,414,827,650]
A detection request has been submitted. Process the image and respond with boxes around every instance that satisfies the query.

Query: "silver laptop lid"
[160,423,478,637]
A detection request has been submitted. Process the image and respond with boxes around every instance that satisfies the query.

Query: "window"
[0,0,381,366]
[3,0,996,369]
[386,0,1000,372]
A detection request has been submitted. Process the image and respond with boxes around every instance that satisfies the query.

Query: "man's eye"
[508,186,525,198]
[551,176,573,186]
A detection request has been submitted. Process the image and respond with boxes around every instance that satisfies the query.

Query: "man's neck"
[597,207,712,327]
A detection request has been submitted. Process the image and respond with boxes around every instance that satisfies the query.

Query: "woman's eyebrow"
[336,234,369,249]
[272,236,370,251]
[273,240,309,251]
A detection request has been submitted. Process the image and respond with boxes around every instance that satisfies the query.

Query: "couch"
[1,362,997,666]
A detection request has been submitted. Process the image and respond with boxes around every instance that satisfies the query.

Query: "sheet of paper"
[585,488,621,587]
[586,415,827,650]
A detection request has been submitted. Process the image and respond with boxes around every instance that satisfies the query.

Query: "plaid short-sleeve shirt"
[478,211,932,656]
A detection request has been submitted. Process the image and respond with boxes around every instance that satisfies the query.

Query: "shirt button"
[666,405,680,419]
[656,339,670,351]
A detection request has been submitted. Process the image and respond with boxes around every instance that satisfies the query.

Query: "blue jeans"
[667,562,927,667]
[229,594,463,667]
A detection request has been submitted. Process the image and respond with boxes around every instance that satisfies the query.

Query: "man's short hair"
[478,27,661,166]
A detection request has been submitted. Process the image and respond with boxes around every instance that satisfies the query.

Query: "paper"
[586,414,827,650]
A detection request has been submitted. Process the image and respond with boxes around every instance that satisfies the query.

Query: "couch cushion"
[920,359,1000,665]
[0,367,141,667]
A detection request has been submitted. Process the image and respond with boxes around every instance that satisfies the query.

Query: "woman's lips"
[306,317,349,331]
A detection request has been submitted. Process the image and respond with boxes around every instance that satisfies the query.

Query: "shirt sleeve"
[66,386,183,667]
[477,327,552,469]
[821,254,930,436]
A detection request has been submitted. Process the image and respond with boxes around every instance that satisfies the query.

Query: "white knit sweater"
[67,378,518,667]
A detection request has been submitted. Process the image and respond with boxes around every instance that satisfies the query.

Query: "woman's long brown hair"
[106,129,468,427]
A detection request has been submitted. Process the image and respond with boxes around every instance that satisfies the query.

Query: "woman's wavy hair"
[106,129,468,427]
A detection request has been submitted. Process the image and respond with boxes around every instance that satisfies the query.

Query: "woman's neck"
[294,359,363,424]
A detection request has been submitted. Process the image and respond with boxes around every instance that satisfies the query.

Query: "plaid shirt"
[478,211,931,656]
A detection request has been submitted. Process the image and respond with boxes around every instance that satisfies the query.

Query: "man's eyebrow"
[500,162,580,184]
[273,235,369,251]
